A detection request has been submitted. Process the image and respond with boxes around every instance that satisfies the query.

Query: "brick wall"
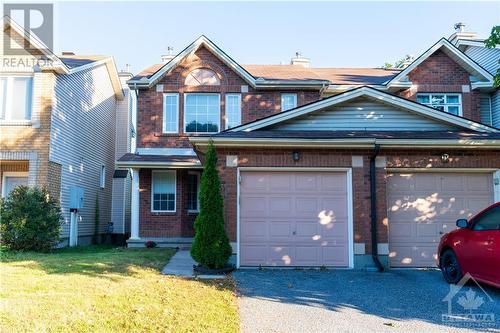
[398,50,481,121]
[137,46,321,148]
[138,168,197,238]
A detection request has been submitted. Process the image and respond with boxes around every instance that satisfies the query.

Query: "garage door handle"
[292,231,296,235]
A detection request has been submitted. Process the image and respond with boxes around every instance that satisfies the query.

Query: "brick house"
[1,17,134,245]
[120,34,499,269]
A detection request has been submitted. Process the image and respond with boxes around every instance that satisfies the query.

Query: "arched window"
[185,68,220,86]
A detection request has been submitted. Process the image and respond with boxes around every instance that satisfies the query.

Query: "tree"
[485,25,500,87]
[0,186,61,251]
[190,140,232,269]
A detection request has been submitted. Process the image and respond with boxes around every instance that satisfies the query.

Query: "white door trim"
[1,171,29,197]
[236,167,354,268]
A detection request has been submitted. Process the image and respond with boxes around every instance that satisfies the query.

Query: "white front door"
[2,172,28,197]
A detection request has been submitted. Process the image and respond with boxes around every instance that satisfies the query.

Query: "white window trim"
[224,93,242,130]
[1,172,29,198]
[183,93,221,134]
[99,165,106,189]
[162,93,179,133]
[416,93,462,117]
[151,170,177,213]
[0,75,34,125]
[281,93,297,112]
[187,171,201,213]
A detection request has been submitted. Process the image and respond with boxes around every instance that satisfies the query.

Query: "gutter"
[369,144,384,272]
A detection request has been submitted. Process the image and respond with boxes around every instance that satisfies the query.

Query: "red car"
[438,201,500,288]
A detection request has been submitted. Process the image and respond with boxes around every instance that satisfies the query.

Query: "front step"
[126,237,193,249]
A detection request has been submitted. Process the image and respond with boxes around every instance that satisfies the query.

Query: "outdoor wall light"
[292,151,300,161]
[441,153,450,163]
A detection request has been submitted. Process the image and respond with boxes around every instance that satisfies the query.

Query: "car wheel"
[440,249,464,284]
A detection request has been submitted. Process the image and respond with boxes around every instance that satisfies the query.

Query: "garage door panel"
[241,174,268,192]
[320,174,348,192]
[322,246,349,266]
[240,171,350,267]
[388,172,493,267]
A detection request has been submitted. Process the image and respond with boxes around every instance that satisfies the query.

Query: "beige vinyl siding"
[111,87,133,234]
[479,93,493,126]
[272,98,457,131]
[50,64,117,239]
[463,46,500,75]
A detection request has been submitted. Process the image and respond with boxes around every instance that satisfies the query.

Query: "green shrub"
[0,186,61,251]
[190,140,232,269]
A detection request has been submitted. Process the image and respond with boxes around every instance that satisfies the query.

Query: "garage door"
[387,172,494,267]
[239,171,350,267]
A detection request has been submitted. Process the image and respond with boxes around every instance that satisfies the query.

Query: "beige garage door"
[387,172,494,267]
[239,171,350,267]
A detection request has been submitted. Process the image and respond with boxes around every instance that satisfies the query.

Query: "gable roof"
[229,86,498,133]
[387,38,494,89]
[2,16,123,99]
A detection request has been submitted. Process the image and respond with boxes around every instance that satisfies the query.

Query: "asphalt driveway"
[234,269,500,333]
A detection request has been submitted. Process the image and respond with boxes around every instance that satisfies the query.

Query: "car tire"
[440,249,464,284]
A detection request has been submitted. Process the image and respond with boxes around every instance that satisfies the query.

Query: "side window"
[281,93,297,111]
[163,93,179,133]
[225,94,241,129]
[99,165,106,188]
[472,205,500,231]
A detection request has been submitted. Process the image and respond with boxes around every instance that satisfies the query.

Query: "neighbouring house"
[121,30,500,269]
[449,23,500,128]
[0,17,134,246]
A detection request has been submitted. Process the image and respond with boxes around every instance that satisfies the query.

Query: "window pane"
[11,77,32,120]
[446,95,459,104]
[163,94,178,132]
[225,94,241,129]
[281,94,297,111]
[152,171,176,211]
[430,95,445,105]
[416,95,430,104]
[185,94,220,133]
[473,206,500,231]
[0,78,6,119]
[186,173,199,210]
[447,106,459,115]
[433,105,445,111]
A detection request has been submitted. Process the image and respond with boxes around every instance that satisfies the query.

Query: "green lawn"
[0,246,238,333]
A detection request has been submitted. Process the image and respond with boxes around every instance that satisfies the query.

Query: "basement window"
[416,93,462,116]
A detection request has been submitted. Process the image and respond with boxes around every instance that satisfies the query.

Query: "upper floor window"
[185,68,220,86]
[163,93,179,133]
[0,76,33,121]
[281,93,297,111]
[225,94,241,129]
[416,93,462,116]
[184,93,220,133]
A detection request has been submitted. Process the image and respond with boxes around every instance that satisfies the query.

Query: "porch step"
[127,237,193,249]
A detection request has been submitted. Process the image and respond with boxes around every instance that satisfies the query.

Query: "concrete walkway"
[161,250,196,277]
[161,250,225,279]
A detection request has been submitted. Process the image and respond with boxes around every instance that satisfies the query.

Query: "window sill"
[154,132,217,137]
[151,211,177,215]
[187,210,199,214]
[0,120,32,126]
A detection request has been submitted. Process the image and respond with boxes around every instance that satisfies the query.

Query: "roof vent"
[290,51,310,68]
[454,22,466,33]
[62,51,75,56]
[161,46,175,63]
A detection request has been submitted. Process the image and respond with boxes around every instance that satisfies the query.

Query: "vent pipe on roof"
[62,51,75,56]
[454,22,466,33]
[290,51,310,68]
[161,46,175,63]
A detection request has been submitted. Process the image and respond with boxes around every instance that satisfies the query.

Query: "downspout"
[370,143,384,271]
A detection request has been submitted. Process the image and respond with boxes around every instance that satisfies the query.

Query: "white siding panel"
[464,46,500,75]
[492,90,500,129]
[50,64,117,238]
[272,98,457,131]
[479,93,492,126]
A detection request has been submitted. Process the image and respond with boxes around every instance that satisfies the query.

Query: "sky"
[47,1,500,73]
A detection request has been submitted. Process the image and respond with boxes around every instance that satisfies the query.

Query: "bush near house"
[190,140,232,269]
[0,186,61,251]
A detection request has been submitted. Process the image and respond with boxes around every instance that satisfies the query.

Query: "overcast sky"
[48,1,500,73]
